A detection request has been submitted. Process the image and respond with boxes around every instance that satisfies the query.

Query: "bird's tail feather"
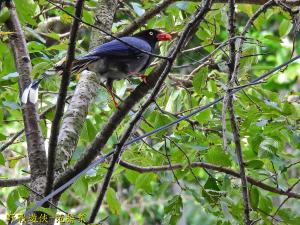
[21,73,52,104]
[21,58,97,104]
[71,58,96,74]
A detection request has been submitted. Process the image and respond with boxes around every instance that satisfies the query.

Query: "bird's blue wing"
[78,37,152,61]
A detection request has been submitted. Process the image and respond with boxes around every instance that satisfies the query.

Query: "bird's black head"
[133,29,172,46]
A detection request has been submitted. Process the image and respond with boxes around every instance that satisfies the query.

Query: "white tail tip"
[21,83,39,104]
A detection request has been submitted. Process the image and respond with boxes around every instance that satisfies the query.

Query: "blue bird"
[21,29,172,105]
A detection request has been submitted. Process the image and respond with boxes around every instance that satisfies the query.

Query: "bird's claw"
[139,74,148,84]
[129,71,148,84]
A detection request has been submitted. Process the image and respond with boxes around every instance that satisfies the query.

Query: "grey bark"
[5,0,47,207]
[54,0,118,176]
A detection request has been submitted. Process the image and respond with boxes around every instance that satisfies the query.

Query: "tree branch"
[88,2,212,221]
[0,177,31,187]
[50,0,95,10]
[119,160,300,199]
[53,0,118,180]
[15,52,300,221]
[0,129,24,152]
[45,0,85,196]
[226,0,251,224]
[54,0,212,191]
[214,0,299,4]
[116,0,176,37]
[5,0,47,202]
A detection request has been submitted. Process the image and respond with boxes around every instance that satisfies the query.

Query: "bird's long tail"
[21,58,94,104]
[21,72,52,104]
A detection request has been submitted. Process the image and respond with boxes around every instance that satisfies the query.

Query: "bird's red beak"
[156,32,172,41]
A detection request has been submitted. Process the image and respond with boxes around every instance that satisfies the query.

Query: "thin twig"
[226,0,251,224]
[0,96,72,153]
[116,0,176,37]
[164,139,184,189]
[0,129,24,152]
[0,177,31,187]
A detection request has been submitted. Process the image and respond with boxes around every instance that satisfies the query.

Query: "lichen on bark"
[54,0,118,176]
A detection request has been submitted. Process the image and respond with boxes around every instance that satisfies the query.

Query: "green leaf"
[106,187,121,215]
[278,208,300,224]
[249,133,264,155]
[7,190,19,213]
[27,41,45,53]
[195,108,211,123]
[250,187,260,209]
[193,67,208,94]
[125,170,139,184]
[204,147,231,167]
[0,7,10,24]
[202,177,221,204]
[165,89,180,112]
[46,32,61,41]
[279,19,292,37]
[153,113,172,136]
[258,195,272,214]
[264,34,282,43]
[0,219,6,225]
[186,187,204,204]
[0,110,3,123]
[0,133,6,141]
[245,159,264,169]
[17,186,29,198]
[86,119,97,142]
[0,152,5,166]
[164,195,183,225]
[14,0,37,25]
[83,10,94,24]
[31,62,51,78]
[72,177,88,199]
[253,12,265,30]
[135,173,156,193]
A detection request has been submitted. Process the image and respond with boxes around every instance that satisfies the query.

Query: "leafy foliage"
[0,0,300,224]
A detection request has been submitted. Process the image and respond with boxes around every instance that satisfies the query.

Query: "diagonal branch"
[53,0,212,191]
[88,2,213,221]
[45,0,85,196]
[54,0,118,180]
